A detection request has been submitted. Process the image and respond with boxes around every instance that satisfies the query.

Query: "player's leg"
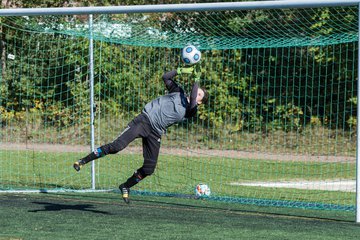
[73,114,147,172]
[73,145,108,171]
[119,130,161,203]
[119,169,145,204]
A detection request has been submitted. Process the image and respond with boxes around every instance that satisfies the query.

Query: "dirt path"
[0,142,355,163]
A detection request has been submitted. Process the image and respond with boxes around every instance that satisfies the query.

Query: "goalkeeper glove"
[177,66,194,75]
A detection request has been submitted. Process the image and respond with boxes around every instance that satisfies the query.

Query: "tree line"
[0,0,358,137]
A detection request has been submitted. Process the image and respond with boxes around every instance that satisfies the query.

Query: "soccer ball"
[181,45,201,65]
[195,183,211,197]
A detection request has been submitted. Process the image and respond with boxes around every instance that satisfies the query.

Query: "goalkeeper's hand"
[177,66,194,75]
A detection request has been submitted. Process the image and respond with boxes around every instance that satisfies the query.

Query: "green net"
[0,5,357,212]
[17,7,359,49]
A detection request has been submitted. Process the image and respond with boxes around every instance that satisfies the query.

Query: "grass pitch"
[0,149,356,207]
[0,192,359,240]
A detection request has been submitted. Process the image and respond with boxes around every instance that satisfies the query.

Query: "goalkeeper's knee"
[141,160,156,176]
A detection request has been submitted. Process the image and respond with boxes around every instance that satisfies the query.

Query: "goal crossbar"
[0,0,360,16]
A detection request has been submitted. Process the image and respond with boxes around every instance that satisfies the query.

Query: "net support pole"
[356,3,360,224]
[89,14,96,190]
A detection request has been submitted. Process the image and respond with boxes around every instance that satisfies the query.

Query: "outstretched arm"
[162,70,182,93]
[162,67,194,93]
[185,82,199,118]
[185,69,203,118]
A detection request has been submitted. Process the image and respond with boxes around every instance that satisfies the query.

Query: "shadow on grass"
[130,198,355,224]
[37,192,355,223]
[28,201,112,215]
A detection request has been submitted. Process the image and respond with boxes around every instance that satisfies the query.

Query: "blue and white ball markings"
[181,45,201,65]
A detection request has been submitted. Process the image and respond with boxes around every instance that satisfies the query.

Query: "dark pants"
[100,113,161,176]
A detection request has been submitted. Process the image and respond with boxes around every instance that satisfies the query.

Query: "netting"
[0,5,357,212]
[17,6,359,49]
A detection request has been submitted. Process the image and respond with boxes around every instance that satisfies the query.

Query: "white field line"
[230,180,356,192]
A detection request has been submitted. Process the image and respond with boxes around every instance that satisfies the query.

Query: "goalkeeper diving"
[73,66,208,203]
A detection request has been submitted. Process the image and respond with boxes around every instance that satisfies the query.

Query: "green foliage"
[271,103,303,132]
[0,2,358,147]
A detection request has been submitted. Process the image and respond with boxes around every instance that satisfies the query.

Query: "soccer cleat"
[73,160,85,172]
[119,184,130,204]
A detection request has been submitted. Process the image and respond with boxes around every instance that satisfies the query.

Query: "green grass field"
[0,192,359,240]
[0,148,359,239]
[0,149,356,209]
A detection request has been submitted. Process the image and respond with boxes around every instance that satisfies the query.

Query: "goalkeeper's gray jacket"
[143,70,199,136]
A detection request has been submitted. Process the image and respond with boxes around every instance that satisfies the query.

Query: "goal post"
[0,1,359,222]
[357,2,360,224]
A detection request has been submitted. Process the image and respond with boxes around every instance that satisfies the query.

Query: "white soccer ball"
[181,45,201,65]
[195,183,211,197]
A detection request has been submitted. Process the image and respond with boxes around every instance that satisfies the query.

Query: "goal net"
[0,2,357,212]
